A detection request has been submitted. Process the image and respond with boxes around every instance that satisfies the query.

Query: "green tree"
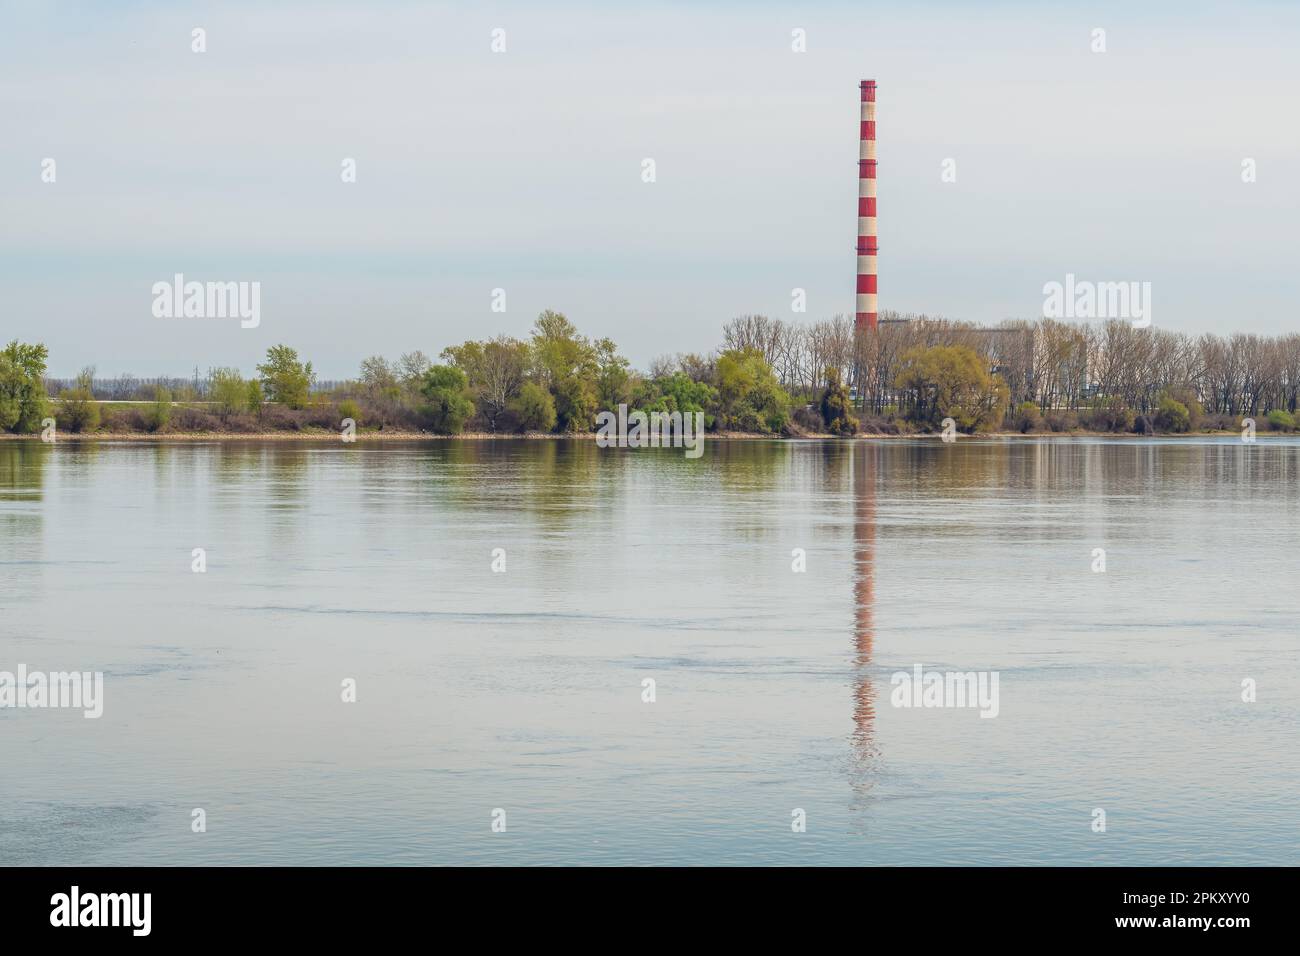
[1154,396,1191,433]
[635,371,718,429]
[145,385,172,432]
[442,336,530,432]
[419,365,475,434]
[530,311,599,432]
[58,366,99,433]
[509,381,557,432]
[552,375,598,432]
[60,377,96,434]
[0,340,50,433]
[209,367,246,420]
[894,345,1009,432]
[594,337,631,410]
[715,348,792,433]
[1164,387,1203,428]
[819,366,859,436]
[257,345,315,408]
[246,379,264,418]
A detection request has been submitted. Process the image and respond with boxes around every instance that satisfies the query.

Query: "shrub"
[338,398,361,425]
[819,367,859,437]
[1154,396,1191,433]
[1012,401,1043,433]
[1164,387,1203,428]
[246,380,264,417]
[1200,412,1237,431]
[58,387,99,432]
[792,404,823,433]
[1045,410,1078,432]
[419,365,475,434]
[1082,398,1134,433]
[209,368,247,420]
[1266,409,1296,432]
[101,406,146,432]
[172,405,219,431]
[259,404,299,431]
[144,386,173,432]
[509,381,557,432]
[856,415,898,435]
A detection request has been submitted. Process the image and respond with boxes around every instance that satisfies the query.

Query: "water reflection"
[850,443,879,806]
[0,442,48,605]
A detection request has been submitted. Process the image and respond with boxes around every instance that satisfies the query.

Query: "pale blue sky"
[3,0,1298,377]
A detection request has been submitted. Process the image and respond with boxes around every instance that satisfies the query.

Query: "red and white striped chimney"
[856,79,878,331]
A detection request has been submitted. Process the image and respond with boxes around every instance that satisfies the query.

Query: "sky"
[3,0,1299,378]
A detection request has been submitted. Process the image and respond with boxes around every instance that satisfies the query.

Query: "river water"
[1,437,1297,865]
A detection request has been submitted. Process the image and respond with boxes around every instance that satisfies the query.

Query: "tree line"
[5,311,1300,437]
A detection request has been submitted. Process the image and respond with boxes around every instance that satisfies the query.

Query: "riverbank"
[0,428,1266,442]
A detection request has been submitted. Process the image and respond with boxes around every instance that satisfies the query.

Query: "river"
[1,437,1296,864]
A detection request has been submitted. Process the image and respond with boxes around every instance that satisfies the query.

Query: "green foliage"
[245,379,264,417]
[594,337,632,410]
[144,386,172,432]
[1163,387,1203,427]
[442,336,531,431]
[1266,409,1296,432]
[0,340,50,433]
[819,367,859,436]
[715,348,791,433]
[531,311,599,432]
[338,398,361,424]
[893,345,1009,432]
[257,344,315,408]
[1012,401,1043,433]
[1155,396,1191,433]
[636,372,717,428]
[209,367,246,420]
[419,365,475,434]
[509,381,557,432]
[551,374,598,432]
[58,387,99,433]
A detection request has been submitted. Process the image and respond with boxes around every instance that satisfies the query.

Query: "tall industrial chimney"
[856,79,877,331]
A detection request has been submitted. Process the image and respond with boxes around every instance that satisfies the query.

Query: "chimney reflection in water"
[851,443,879,802]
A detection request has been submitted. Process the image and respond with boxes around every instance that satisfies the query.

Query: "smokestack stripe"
[856,79,877,330]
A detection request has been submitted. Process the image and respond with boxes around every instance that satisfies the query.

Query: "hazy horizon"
[4,0,1298,378]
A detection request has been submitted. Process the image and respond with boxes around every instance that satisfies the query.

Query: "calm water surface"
[1,437,1297,865]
